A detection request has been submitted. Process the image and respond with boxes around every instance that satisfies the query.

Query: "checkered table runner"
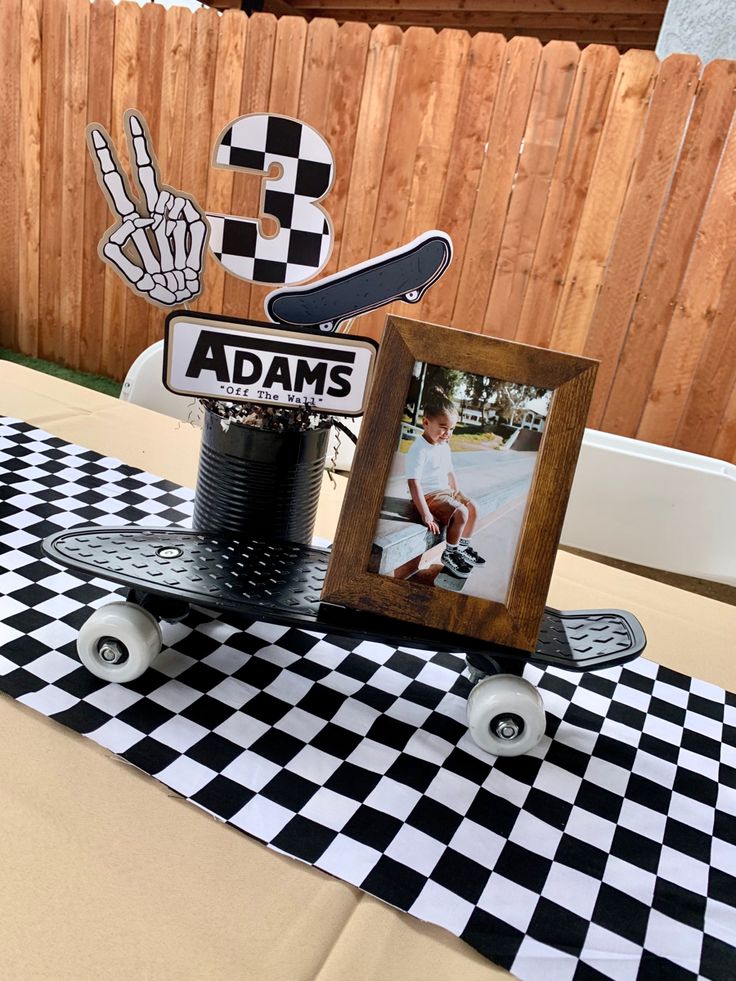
[0,419,734,981]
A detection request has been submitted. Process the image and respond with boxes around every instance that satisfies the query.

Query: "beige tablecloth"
[0,361,733,981]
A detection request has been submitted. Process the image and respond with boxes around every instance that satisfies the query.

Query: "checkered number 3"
[207,114,335,286]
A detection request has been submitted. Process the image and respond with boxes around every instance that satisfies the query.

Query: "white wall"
[657,0,736,61]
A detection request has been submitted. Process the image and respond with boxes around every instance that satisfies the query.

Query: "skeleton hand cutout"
[87,110,209,307]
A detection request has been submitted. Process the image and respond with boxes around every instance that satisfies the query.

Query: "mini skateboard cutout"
[265,231,452,333]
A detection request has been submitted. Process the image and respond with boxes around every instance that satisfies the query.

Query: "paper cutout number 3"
[207,114,335,286]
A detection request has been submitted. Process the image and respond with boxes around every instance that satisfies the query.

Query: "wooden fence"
[1,0,735,462]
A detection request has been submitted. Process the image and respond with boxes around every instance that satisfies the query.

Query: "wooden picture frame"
[322,316,598,652]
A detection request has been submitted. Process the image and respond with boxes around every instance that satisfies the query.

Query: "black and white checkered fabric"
[0,418,734,981]
[207,114,333,286]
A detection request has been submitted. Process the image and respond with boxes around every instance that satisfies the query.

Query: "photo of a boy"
[405,389,486,580]
[372,361,549,602]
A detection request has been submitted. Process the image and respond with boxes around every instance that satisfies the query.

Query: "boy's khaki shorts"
[424,488,472,524]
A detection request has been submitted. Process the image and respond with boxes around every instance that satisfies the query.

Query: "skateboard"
[434,570,466,592]
[43,526,646,757]
[265,232,452,333]
[408,564,467,592]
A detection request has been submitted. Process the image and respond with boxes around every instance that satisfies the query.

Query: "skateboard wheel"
[467,674,546,757]
[77,602,162,683]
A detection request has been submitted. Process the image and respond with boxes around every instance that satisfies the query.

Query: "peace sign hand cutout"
[87,110,209,307]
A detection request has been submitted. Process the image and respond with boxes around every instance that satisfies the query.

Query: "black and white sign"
[164,313,376,416]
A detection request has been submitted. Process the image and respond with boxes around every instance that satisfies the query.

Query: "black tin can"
[192,408,330,544]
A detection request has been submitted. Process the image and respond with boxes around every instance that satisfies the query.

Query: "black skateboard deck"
[265,233,452,333]
[43,526,646,673]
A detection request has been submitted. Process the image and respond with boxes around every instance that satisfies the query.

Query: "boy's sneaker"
[461,544,486,565]
[441,548,473,579]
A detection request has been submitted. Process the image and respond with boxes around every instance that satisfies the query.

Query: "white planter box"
[562,429,736,586]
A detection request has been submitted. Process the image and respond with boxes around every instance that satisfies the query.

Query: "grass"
[450,432,504,450]
[0,348,121,398]
[399,432,504,454]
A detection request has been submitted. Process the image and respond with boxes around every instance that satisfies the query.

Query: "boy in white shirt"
[404,390,486,579]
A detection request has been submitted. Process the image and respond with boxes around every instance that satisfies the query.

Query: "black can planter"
[192,409,331,544]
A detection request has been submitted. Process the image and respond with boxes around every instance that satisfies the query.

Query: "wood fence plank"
[676,268,736,455]
[18,0,42,357]
[484,40,580,340]
[221,13,277,321]
[268,15,309,116]
[122,1,166,374]
[338,25,408,337]
[38,0,67,363]
[452,35,542,333]
[80,0,115,374]
[180,5,219,321]
[601,59,736,437]
[638,123,736,447]
[0,0,22,350]
[247,15,308,321]
[181,7,220,214]
[585,53,700,426]
[422,31,506,327]
[157,7,193,192]
[399,29,470,329]
[146,3,193,347]
[299,15,339,134]
[514,43,619,348]
[403,29,471,233]
[100,0,141,378]
[370,28,439,254]
[337,24,403,280]
[201,9,247,315]
[294,17,339,291]
[59,0,90,370]
[548,48,657,355]
[357,26,440,338]
[314,21,371,285]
